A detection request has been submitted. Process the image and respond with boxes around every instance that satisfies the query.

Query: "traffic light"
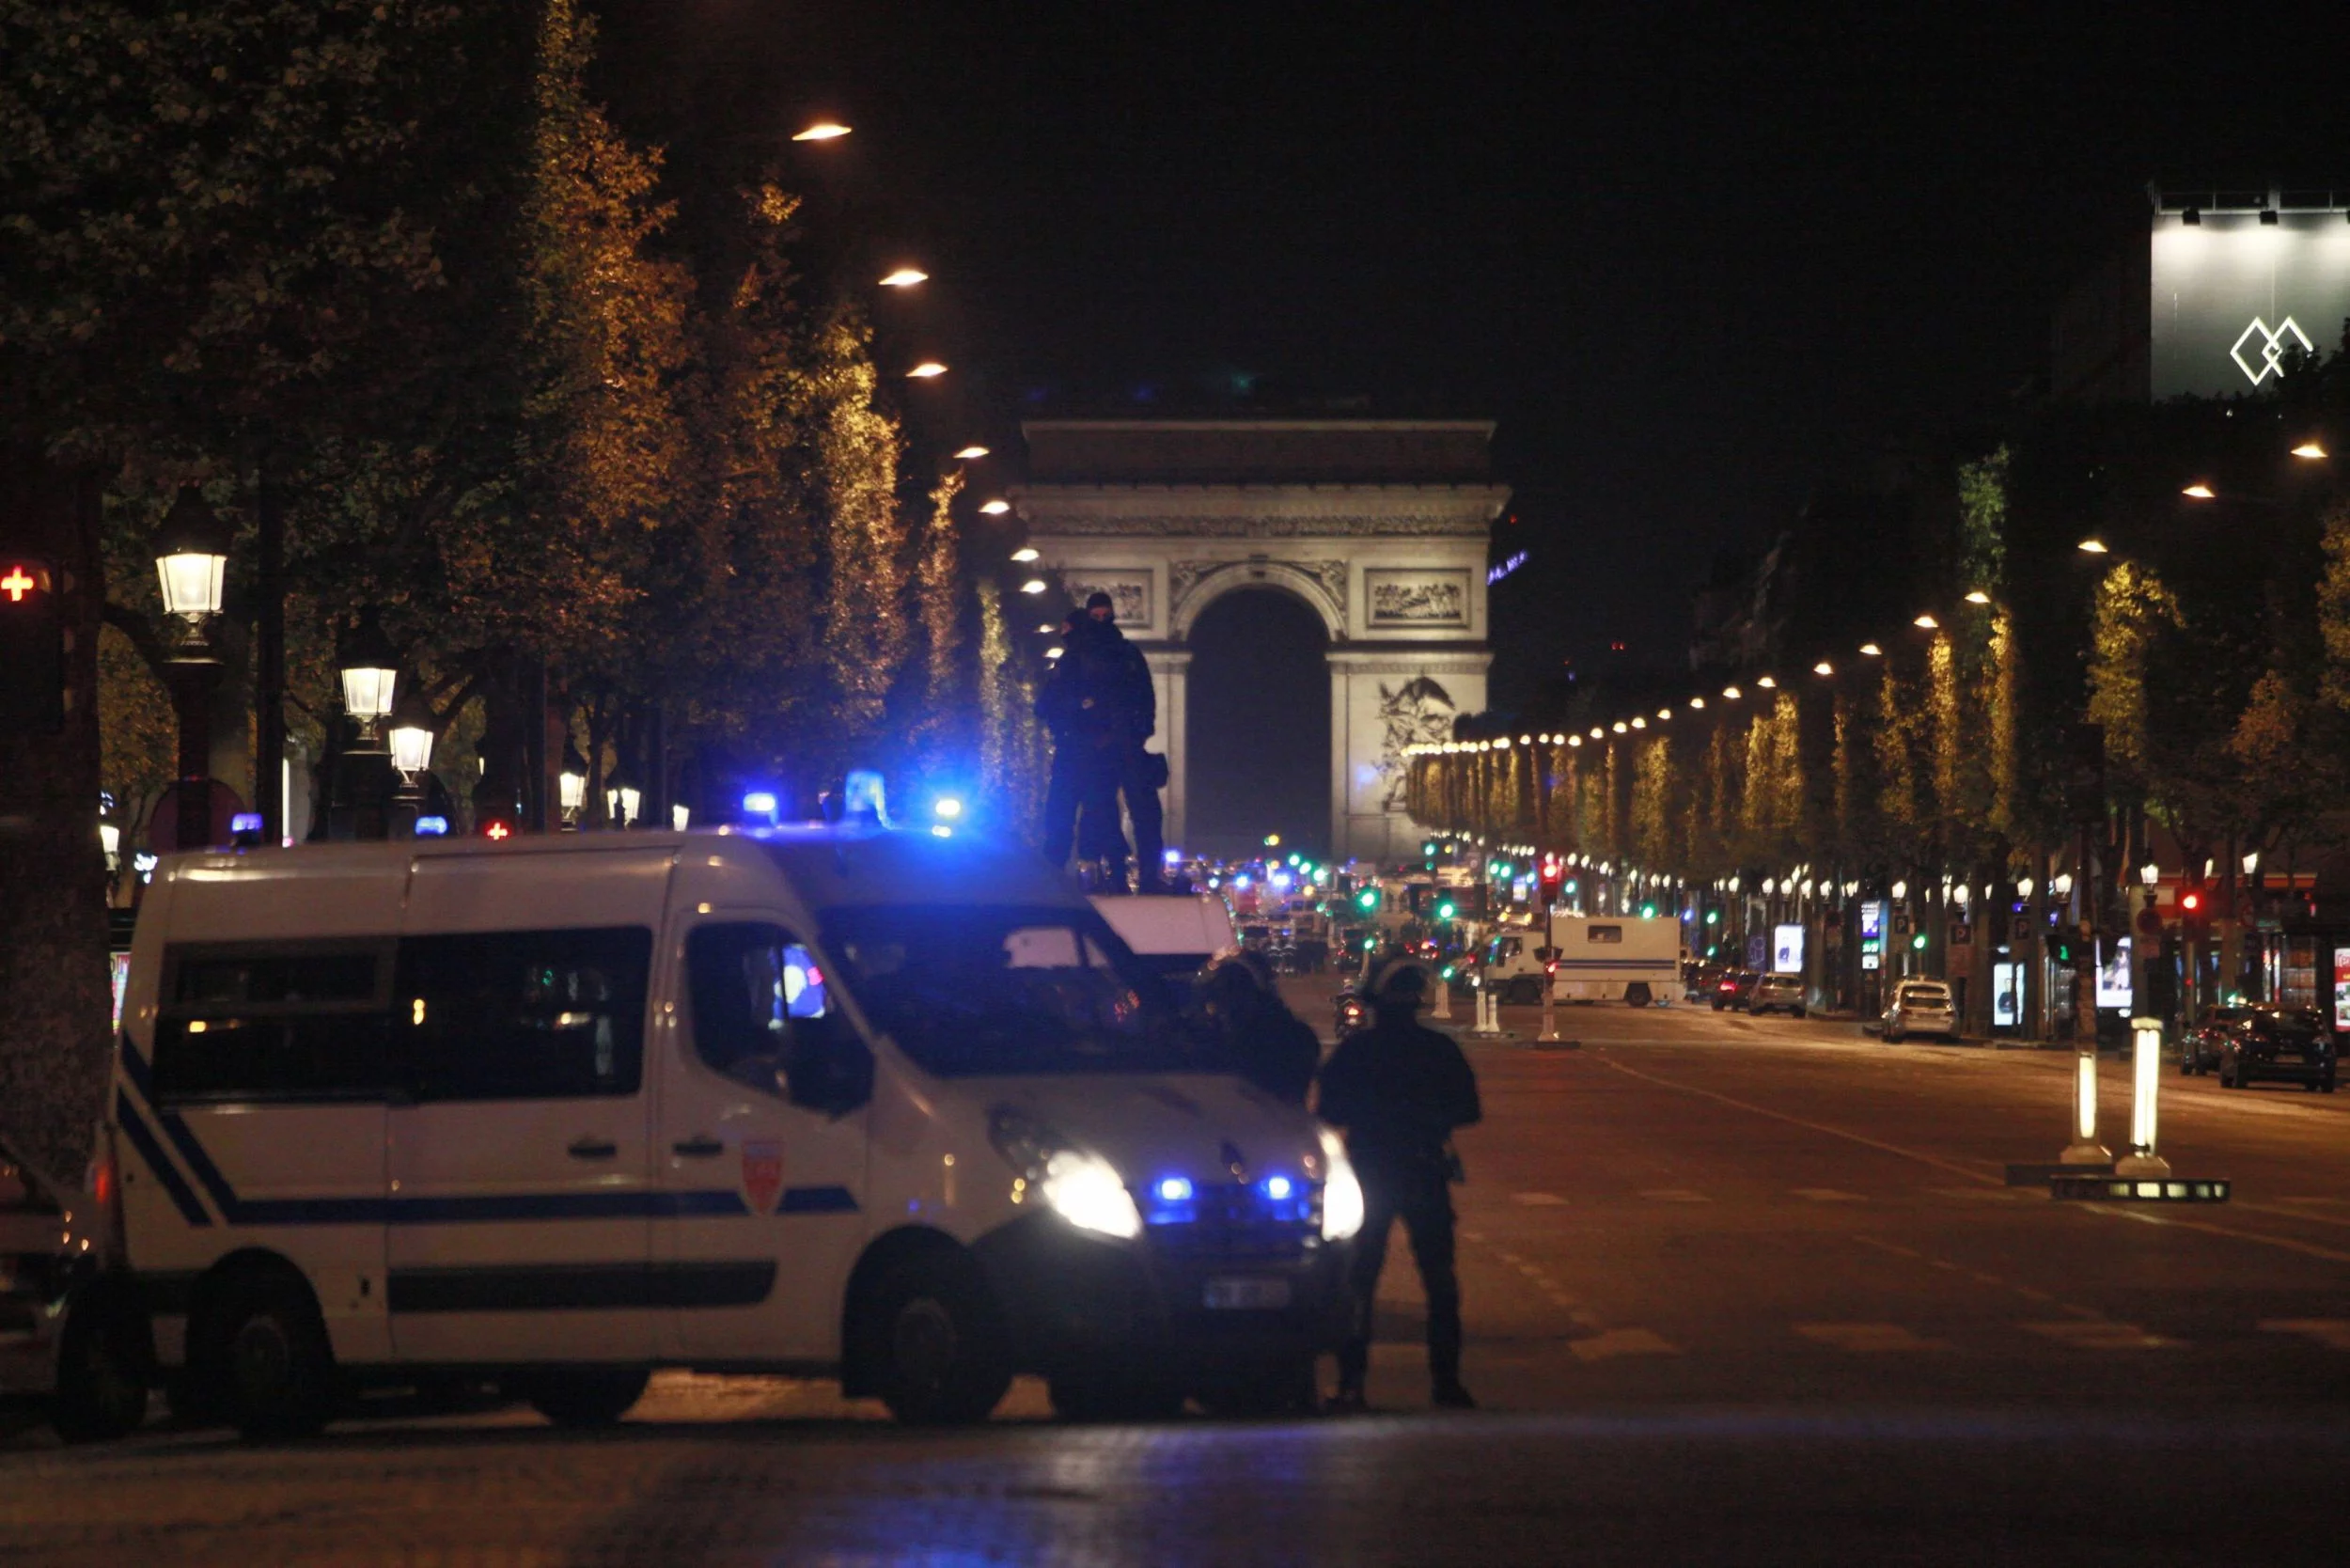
[1910,932,1928,952]
[1355,886,1381,914]
[2179,886,2210,944]
[1435,899,1457,921]
[0,558,64,735]
[2044,930,2076,965]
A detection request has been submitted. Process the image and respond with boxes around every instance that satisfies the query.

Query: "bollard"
[1434,978,1452,1020]
[2115,1016,2171,1178]
[1538,980,1560,1043]
[2060,1041,2110,1167]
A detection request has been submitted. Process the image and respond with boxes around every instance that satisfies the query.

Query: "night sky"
[601,1,2350,697]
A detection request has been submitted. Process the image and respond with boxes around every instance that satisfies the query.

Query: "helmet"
[1367,958,1434,1008]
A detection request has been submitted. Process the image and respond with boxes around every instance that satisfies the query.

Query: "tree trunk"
[0,451,113,1177]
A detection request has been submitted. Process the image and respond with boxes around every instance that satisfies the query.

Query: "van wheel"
[51,1283,151,1443]
[1624,983,1653,1008]
[523,1368,650,1428]
[872,1255,1011,1426]
[1508,980,1542,1007]
[210,1273,337,1440]
[1052,1359,1185,1422]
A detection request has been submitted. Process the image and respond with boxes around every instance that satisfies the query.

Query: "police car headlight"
[1318,1127,1365,1242]
[990,1109,1141,1240]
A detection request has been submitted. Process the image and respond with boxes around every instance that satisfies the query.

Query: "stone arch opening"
[1183,585,1331,862]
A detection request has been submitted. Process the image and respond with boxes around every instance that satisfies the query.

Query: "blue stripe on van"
[114,1090,212,1229]
[1548,958,1680,969]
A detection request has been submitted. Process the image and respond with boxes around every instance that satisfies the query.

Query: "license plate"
[1204,1277,1291,1310]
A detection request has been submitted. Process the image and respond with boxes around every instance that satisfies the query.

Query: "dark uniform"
[1201,960,1323,1107]
[1036,594,1163,889]
[1316,963,1480,1408]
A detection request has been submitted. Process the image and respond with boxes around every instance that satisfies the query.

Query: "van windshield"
[819,903,1231,1076]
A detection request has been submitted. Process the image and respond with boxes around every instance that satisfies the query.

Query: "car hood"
[961,1073,1324,1188]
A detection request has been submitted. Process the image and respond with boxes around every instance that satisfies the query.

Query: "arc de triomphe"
[1010,419,1508,865]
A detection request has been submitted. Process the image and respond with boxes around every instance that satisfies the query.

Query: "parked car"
[1748,974,1807,1018]
[2179,1005,2254,1075]
[2218,1006,2339,1092]
[1710,969,1761,1011]
[1,1133,149,1443]
[1883,979,1958,1043]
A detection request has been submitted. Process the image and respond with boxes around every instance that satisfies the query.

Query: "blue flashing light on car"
[742,791,778,819]
[1156,1176,1194,1203]
[933,795,964,821]
[1261,1174,1293,1201]
[414,815,450,837]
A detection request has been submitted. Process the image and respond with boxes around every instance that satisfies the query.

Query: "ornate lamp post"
[330,609,400,839]
[604,760,643,830]
[386,686,436,837]
[151,487,232,850]
[557,740,589,830]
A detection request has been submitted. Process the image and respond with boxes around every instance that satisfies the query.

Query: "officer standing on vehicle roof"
[1316,958,1480,1411]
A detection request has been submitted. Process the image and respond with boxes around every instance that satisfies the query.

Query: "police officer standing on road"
[1316,958,1480,1411]
[1036,592,1166,892]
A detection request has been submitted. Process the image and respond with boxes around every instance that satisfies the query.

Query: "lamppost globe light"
[1812,661,1834,676]
[2139,862,2160,887]
[558,740,590,818]
[2182,482,2216,499]
[791,121,851,141]
[878,268,928,287]
[2076,538,2109,554]
[2291,442,2328,460]
[953,445,991,460]
[2243,849,2261,875]
[906,361,948,379]
[1010,546,1040,562]
[1019,578,1047,595]
[1858,642,1882,656]
[1964,590,1992,604]
[1756,674,1777,689]
[604,762,643,829]
[979,499,1011,515]
[1913,613,1939,628]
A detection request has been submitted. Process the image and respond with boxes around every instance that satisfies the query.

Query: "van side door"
[385,852,670,1364]
[659,917,870,1364]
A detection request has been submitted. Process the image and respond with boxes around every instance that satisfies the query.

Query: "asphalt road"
[7,987,2350,1565]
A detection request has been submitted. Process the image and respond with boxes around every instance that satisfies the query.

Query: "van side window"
[1587,925,1623,944]
[686,923,834,1094]
[396,928,650,1102]
[150,943,392,1103]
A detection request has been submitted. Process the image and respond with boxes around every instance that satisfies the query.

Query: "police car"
[97,821,1361,1437]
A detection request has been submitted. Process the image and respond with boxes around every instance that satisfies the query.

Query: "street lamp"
[1913,613,1939,629]
[791,121,852,141]
[878,268,928,288]
[979,499,1011,515]
[2291,442,2327,461]
[954,446,991,460]
[2182,483,2216,499]
[906,361,948,379]
[605,761,643,829]
[2242,849,2261,876]
[152,486,233,645]
[152,487,236,850]
[2076,538,2109,554]
[2139,862,2160,887]
[336,609,400,745]
[1964,590,1992,605]
[387,687,436,781]
[558,741,589,826]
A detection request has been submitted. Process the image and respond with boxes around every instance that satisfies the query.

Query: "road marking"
[2023,1321,2181,1350]
[1511,1191,1570,1206]
[2260,1319,2350,1350]
[1852,1236,1921,1259]
[1791,1187,1867,1202]
[1927,1186,2028,1202]
[1637,1188,1712,1203]
[1601,1054,2350,1268]
[1570,1327,1681,1361]
[1794,1322,1947,1352]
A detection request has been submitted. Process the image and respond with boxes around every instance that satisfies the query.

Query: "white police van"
[101,823,1361,1437]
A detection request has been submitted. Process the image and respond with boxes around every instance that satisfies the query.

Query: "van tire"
[871,1255,1010,1426]
[522,1368,650,1428]
[51,1282,151,1443]
[1507,979,1543,1007]
[1623,983,1653,1008]
[210,1273,337,1441]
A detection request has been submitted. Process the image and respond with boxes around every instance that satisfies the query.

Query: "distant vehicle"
[1748,975,1807,1018]
[1711,969,1761,1011]
[2217,1006,2338,1092]
[2179,1005,2254,1075]
[1540,914,1686,1006]
[1089,891,1240,987]
[1883,979,1957,1043]
[1480,931,1551,1006]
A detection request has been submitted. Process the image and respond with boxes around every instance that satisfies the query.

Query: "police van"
[99,824,1361,1436]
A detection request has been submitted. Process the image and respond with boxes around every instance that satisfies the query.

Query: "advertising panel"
[2151,207,2350,398]
[1772,923,1806,975]
[2334,948,2350,1033]
[1992,962,2020,1029]
[2095,936,2133,1011]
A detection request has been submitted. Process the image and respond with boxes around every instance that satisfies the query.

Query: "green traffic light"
[1704,909,1720,925]
[1639,902,1657,918]
[1910,932,1928,950]
[1436,901,1457,920]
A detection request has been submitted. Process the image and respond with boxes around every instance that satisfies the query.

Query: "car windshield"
[1902,985,1950,1002]
[819,903,1232,1077]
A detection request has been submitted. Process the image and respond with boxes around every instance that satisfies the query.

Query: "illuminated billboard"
[2151,198,2350,399]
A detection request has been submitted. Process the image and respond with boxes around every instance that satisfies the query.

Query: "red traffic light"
[481,819,514,841]
[2,564,41,602]
[2179,889,2202,914]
